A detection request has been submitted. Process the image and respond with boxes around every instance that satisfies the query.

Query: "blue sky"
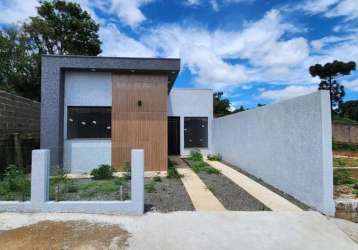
[1,0,357,108]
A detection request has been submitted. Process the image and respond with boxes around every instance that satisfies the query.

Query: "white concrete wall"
[168,88,213,156]
[213,91,335,215]
[63,71,112,172]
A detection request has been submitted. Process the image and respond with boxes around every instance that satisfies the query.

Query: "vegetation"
[334,157,358,168]
[0,0,101,100]
[214,91,232,117]
[333,169,357,185]
[153,174,162,182]
[167,159,182,179]
[340,100,358,123]
[145,181,156,193]
[309,60,356,112]
[187,150,221,174]
[90,164,114,180]
[333,143,358,152]
[207,153,222,161]
[189,149,203,161]
[52,166,69,201]
[0,165,30,201]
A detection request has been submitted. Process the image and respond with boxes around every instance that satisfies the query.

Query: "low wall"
[213,91,335,215]
[333,123,358,144]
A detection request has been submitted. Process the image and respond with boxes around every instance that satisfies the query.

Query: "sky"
[0,0,358,108]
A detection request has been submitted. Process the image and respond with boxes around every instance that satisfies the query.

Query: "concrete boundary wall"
[213,91,335,215]
[0,149,144,215]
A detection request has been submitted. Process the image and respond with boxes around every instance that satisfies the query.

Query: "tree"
[23,0,101,56]
[213,91,232,117]
[309,60,356,112]
[0,27,39,99]
[0,0,102,100]
[341,101,358,122]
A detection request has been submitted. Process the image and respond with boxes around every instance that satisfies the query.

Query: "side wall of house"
[212,91,335,215]
[63,71,112,173]
[168,89,213,156]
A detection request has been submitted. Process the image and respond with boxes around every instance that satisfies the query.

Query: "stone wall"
[332,123,358,144]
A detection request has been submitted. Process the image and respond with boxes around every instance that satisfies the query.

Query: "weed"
[333,143,358,152]
[190,161,220,174]
[167,159,182,179]
[66,180,78,193]
[145,181,156,193]
[153,173,162,182]
[334,169,357,185]
[189,149,203,162]
[91,164,113,180]
[52,166,69,201]
[207,153,222,161]
[1,165,30,201]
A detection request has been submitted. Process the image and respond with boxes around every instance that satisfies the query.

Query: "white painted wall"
[63,71,112,173]
[168,88,213,156]
[212,91,335,215]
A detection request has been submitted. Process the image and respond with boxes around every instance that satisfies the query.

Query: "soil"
[0,220,128,250]
[144,177,194,212]
[334,185,357,199]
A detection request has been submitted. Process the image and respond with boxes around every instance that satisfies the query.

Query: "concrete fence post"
[131,149,144,214]
[31,149,50,204]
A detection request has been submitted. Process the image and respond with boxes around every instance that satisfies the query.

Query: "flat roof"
[42,55,181,89]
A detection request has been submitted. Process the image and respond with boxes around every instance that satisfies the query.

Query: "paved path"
[206,160,302,212]
[0,211,356,250]
[170,156,226,212]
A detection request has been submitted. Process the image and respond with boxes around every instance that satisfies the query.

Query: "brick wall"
[332,123,358,144]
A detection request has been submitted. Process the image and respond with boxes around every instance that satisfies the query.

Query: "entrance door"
[168,116,180,155]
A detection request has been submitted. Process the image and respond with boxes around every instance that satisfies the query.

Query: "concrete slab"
[206,160,302,212]
[170,157,225,212]
[0,211,356,250]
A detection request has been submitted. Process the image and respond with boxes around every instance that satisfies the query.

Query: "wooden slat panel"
[112,74,168,171]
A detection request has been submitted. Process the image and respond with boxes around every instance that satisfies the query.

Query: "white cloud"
[108,0,152,28]
[259,85,317,102]
[343,79,358,92]
[99,24,155,57]
[185,0,254,11]
[0,0,38,24]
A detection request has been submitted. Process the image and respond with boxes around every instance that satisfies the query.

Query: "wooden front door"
[111,74,168,171]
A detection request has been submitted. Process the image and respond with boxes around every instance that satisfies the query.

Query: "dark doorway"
[168,116,180,155]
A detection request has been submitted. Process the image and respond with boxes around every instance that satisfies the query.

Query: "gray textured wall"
[212,91,335,215]
[0,90,40,144]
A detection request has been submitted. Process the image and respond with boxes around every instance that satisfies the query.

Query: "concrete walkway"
[206,160,302,212]
[0,211,356,250]
[170,156,226,212]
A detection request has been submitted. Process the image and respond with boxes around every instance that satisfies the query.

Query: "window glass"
[184,117,208,148]
[67,107,111,139]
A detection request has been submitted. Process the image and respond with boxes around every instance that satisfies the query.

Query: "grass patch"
[333,169,357,185]
[334,157,358,168]
[186,150,221,175]
[145,181,156,193]
[207,153,222,161]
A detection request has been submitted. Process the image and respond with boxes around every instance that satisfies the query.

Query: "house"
[41,55,213,173]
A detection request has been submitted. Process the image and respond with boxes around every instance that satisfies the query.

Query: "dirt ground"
[0,220,128,250]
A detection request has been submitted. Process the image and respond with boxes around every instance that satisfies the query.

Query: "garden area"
[333,143,358,199]
[184,150,270,211]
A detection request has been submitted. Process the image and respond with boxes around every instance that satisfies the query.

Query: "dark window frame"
[184,117,208,148]
[67,106,112,139]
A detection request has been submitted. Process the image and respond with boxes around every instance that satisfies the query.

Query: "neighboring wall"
[168,89,213,156]
[212,91,335,215]
[63,72,112,173]
[0,91,40,170]
[332,123,358,144]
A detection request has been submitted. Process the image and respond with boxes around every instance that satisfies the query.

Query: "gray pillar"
[31,149,50,203]
[131,149,144,214]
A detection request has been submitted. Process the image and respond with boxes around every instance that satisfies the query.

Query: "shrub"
[2,165,30,201]
[207,153,222,161]
[145,181,156,193]
[123,162,131,180]
[333,169,356,185]
[189,149,203,162]
[91,164,113,180]
[52,167,69,201]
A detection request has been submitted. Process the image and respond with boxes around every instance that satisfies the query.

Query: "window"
[67,107,111,139]
[184,117,208,148]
